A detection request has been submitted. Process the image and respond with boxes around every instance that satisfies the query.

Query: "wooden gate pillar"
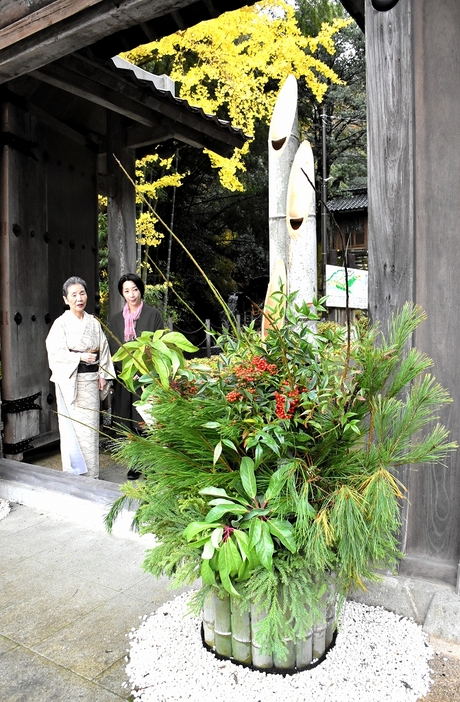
[107,112,136,320]
[366,0,460,588]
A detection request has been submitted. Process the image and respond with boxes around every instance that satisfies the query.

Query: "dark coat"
[109,304,164,429]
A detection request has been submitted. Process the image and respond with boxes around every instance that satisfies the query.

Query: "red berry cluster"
[274,386,300,420]
[226,390,243,402]
[234,356,278,384]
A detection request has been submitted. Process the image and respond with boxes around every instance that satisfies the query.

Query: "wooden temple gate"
[0,0,247,459]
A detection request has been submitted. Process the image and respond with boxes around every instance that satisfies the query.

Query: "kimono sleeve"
[45,316,80,381]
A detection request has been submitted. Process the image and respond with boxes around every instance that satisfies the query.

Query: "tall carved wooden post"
[107,112,137,320]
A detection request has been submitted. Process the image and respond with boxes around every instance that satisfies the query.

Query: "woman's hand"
[99,377,107,392]
[80,352,97,364]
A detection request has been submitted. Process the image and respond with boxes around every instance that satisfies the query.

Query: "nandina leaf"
[199,486,228,498]
[205,503,247,522]
[160,331,199,353]
[240,456,256,499]
[213,441,223,465]
[218,540,242,597]
[183,521,212,541]
[202,539,216,560]
[233,529,250,560]
[201,559,217,585]
[264,461,294,500]
[254,521,274,570]
[211,527,224,548]
[268,519,296,553]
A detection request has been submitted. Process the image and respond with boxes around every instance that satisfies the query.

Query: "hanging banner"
[325,265,368,309]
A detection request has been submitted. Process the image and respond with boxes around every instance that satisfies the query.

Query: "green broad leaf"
[208,498,242,507]
[213,442,223,465]
[161,331,199,353]
[199,486,228,498]
[343,423,361,435]
[268,519,297,553]
[217,539,243,587]
[253,443,264,469]
[137,373,155,384]
[149,339,171,357]
[233,529,250,560]
[202,422,221,429]
[111,347,128,362]
[220,569,241,597]
[183,521,211,541]
[248,517,262,550]
[167,348,183,377]
[205,503,247,522]
[202,539,215,560]
[187,535,210,550]
[265,461,293,500]
[150,353,171,389]
[221,438,238,453]
[259,433,281,455]
[254,521,274,570]
[242,508,270,520]
[237,557,251,581]
[211,527,223,548]
[240,456,256,499]
[201,559,217,585]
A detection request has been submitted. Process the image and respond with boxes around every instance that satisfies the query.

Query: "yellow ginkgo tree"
[122,0,349,191]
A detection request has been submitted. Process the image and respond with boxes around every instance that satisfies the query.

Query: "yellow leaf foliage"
[136,211,164,247]
[122,1,349,191]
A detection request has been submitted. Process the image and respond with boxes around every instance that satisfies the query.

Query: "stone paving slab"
[0,503,171,701]
[30,592,155,680]
[0,646,127,702]
[423,589,460,643]
[0,574,123,648]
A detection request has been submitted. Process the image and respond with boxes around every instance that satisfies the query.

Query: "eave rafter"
[31,52,246,157]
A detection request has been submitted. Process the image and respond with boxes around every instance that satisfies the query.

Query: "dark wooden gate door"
[1,98,98,458]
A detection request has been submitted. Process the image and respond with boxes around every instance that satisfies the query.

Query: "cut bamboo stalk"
[312,608,327,660]
[203,592,216,648]
[286,140,317,307]
[214,593,232,658]
[268,74,299,277]
[295,628,314,669]
[230,597,252,664]
[273,638,296,670]
[250,604,273,669]
[261,258,287,339]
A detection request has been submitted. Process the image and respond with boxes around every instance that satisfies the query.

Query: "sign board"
[325,265,368,309]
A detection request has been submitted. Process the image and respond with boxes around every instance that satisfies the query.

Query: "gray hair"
[62,276,87,297]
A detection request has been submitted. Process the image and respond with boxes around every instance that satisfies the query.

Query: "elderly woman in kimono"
[46,276,114,478]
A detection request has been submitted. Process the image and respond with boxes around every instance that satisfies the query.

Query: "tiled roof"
[327,189,368,212]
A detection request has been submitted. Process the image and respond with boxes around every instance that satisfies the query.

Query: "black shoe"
[127,468,142,480]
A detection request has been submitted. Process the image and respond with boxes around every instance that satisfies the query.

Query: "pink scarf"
[123,301,143,341]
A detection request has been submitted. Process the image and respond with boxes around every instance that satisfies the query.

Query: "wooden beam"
[0,0,104,52]
[126,123,175,149]
[32,53,245,155]
[0,0,217,84]
[32,63,159,128]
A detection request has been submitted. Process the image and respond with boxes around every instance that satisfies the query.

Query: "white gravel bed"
[126,592,433,702]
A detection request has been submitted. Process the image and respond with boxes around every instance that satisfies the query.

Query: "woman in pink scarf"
[109,273,164,478]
